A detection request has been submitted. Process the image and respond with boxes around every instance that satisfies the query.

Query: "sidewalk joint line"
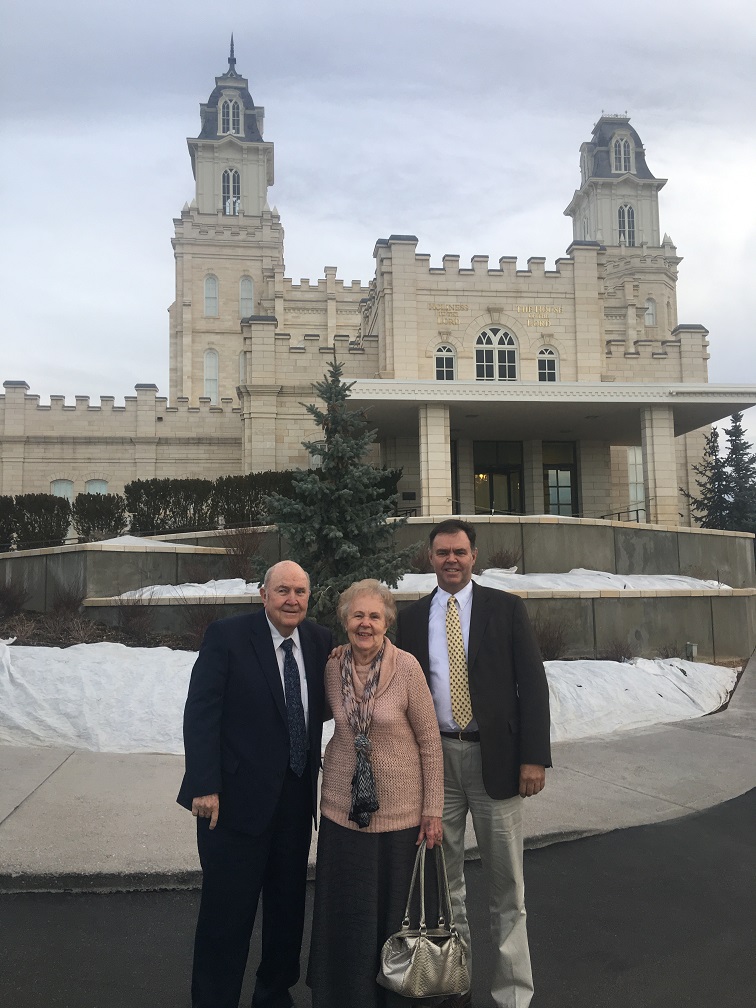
[0,750,76,828]
[554,766,700,810]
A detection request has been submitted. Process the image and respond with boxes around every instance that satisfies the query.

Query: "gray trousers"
[441,737,534,1008]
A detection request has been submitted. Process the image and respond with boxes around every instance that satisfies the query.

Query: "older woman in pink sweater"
[308,578,443,1008]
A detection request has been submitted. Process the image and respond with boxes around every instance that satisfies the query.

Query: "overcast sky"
[1,0,754,443]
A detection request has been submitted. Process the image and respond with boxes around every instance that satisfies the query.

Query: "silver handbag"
[377,840,470,999]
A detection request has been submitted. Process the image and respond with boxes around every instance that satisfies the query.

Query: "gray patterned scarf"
[340,643,384,828]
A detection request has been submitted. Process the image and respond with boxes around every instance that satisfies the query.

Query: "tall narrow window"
[204,349,219,404]
[476,328,518,381]
[613,138,631,172]
[239,276,254,316]
[85,479,108,494]
[204,275,219,316]
[51,479,74,501]
[222,168,241,215]
[644,298,656,326]
[538,347,558,381]
[618,204,635,246]
[221,99,241,134]
[475,332,495,380]
[435,345,455,381]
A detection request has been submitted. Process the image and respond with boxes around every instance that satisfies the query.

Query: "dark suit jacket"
[396,582,551,800]
[177,609,333,835]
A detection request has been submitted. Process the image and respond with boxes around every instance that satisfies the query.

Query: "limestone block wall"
[0,382,242,496]
[368,237,594,385]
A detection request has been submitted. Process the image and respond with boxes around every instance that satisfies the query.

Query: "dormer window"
[221,99,241,135]
[613,137,631,173]
[222,168,241,216]
[618,204,635,246]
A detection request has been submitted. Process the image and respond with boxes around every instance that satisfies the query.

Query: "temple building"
[2,44,755,526]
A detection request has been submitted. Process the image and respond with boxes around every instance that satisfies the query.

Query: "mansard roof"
[585,115,656,180]
[195,43,264,144]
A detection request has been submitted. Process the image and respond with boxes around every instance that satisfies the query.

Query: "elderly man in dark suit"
[396,519,551,1008]
[178,560,333,1008]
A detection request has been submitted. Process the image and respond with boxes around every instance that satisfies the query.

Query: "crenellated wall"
[0,382,242,496]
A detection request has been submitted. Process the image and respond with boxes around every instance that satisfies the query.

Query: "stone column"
[523,440,543,514]
[455,438,475,514]
[418,404,451,516]
[640,405,679,525]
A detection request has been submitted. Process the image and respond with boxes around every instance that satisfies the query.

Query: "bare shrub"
[0,611,40,643]
[33,611,104,647]
[220,527,265,582]
[486,544,523,570]
[0,580,30,621]
[49,576,85,616]
[115,596,158,646]
[409,547,433,574]
[532,612,569,661]
[657,641,684,660]
[598,637,636,662]
[173,591,227,651]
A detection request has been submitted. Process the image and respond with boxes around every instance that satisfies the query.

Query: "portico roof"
[344,381,756,443]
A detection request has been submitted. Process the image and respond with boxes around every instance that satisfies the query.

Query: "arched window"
[618,204,635,246]
[537,347,558,382]
[222,168,241,216]
[204,275,218,317]
[85,479,108,494]
[221,99,241,135]
[644,298,657,326]
[51,479,74,501]
[613,137,631,172]
[435,345,455,381]
[239,276,254,316]
[475,328,517,381]
[204,349,219,404]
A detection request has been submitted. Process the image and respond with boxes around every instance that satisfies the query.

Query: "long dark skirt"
[308,817,430,1008]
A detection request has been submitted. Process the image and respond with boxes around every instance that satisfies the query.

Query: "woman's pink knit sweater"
[320,638,444,833]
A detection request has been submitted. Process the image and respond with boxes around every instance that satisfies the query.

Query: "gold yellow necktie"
[446,596,473,729]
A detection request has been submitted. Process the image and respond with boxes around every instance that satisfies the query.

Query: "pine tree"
[683,428,732,529]
[723,412,756,533]
[267,357,418,631]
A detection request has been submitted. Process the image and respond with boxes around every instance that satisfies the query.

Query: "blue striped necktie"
[281,638,307,776]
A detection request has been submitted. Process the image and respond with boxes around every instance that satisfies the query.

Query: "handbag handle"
[400,840,458,935]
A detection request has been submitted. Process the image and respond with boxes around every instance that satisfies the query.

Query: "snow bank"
[116,568,730,600]
[0,640,737,755]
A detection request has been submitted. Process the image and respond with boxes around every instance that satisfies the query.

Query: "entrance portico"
[346,381,756,524]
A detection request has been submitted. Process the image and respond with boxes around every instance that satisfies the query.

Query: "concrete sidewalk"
[1,654,754,893]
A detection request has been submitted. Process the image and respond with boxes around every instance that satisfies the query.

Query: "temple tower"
[169,39,284,403]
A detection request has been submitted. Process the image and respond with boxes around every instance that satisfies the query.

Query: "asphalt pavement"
[2,790,753,1008]
[0,652,754,1006]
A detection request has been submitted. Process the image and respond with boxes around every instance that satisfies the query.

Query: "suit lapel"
[415,589,435,676]
[468,582,492,671]
[248,610,287,723]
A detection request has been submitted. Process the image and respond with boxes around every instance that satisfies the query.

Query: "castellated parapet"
[0,382,242,496]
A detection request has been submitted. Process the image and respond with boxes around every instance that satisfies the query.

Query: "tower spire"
[227,34,238,76]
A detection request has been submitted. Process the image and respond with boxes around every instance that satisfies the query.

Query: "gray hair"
[337,579,397,629]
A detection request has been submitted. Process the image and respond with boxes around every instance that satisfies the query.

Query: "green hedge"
[71,493,129,541]
[14,494,72,549]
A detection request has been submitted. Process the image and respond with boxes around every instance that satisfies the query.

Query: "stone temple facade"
[2,45,755,526]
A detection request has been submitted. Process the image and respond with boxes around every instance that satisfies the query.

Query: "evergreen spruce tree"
[722,412,756,533]
[682,427,732,529]
[267,357,418,632]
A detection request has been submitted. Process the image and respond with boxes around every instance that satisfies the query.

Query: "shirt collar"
[266,617,302,653]
[434,578,474,609]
